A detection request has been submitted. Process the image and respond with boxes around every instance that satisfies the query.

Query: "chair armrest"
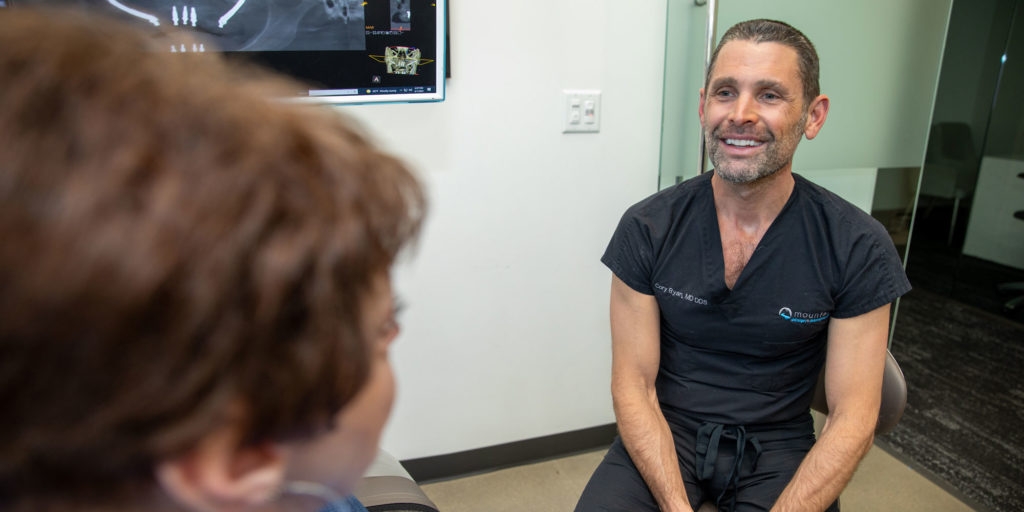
[353,450,439,512]
[810,350,907,435]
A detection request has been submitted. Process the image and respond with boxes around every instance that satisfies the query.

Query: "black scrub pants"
[574,412,840,512]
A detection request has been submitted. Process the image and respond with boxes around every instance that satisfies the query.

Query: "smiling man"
[575,19,911,512]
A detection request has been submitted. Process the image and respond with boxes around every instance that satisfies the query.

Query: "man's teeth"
[725,139,763,147]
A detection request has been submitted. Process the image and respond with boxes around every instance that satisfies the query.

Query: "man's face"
[700,40,809,184]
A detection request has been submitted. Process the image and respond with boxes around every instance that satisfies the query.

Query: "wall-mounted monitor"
[4,0,446,105]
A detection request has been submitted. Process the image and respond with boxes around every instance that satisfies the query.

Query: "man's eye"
[762,92,780,100]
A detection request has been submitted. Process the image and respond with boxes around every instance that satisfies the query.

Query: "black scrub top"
[602,172,911,426]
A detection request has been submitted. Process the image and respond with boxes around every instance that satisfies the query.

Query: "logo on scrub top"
[778,307,829,324]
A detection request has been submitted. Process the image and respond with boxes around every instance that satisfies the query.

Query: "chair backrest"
[926,122,977,165]
[810,350,908,435]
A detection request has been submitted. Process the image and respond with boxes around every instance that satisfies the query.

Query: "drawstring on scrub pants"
[695,423,763,512]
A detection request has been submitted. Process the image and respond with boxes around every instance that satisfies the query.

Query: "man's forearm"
[615,393,693,512]
[770,414,874,511]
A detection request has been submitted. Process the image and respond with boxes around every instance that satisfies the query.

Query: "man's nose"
[728,93,758,125]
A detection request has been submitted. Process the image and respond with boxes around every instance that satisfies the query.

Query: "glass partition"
[657,0,707,189]
[909,0,1024,324]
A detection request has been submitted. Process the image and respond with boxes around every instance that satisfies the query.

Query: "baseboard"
[400,423,618,483]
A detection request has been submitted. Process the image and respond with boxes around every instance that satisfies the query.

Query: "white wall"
[342,2,669,460]
[964,157,1024,269]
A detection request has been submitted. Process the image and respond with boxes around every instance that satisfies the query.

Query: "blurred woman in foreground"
[0,8,424,512]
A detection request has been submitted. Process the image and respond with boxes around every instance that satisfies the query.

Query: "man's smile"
[714,132,772,156]
[723,138,765,148]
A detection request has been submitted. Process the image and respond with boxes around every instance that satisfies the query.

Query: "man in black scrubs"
[575,19,910,512]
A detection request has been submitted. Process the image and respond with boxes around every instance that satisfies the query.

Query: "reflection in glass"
[907,0,1024,325]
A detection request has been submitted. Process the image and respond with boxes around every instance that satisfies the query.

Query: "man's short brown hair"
[0,8,424,507]
[706,18,821,106]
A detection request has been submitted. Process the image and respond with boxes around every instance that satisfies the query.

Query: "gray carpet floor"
[883,288,1024,512]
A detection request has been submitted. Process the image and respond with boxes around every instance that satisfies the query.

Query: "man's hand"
[610,275,694,512]
[770,304,891,511]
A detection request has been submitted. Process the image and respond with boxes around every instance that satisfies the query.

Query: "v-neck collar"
[701,174,800,299]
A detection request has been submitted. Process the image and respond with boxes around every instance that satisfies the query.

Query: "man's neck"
[711,166,795,231]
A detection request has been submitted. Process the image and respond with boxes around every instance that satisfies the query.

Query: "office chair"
[810,350,908,435]
[353,450,439,512]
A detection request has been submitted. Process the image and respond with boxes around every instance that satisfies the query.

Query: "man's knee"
[727,440,836,512]
[575,438,660,512]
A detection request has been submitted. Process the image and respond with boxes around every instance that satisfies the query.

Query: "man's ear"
[156,424,288,512]
[803,94,830,140]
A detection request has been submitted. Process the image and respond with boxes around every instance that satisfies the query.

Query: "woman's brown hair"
[0,8,425,507]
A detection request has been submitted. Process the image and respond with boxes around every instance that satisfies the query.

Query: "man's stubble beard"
[705,111,808,184]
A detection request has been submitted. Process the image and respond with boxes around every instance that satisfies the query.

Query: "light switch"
[568,97,582,124]
[583,100,596,124]
[563,90,601,133]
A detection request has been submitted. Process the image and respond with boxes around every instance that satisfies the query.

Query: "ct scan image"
[14,0,366,51]
[389,0,409,31]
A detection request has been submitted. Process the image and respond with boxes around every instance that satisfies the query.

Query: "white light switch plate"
[563,90,601,133]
